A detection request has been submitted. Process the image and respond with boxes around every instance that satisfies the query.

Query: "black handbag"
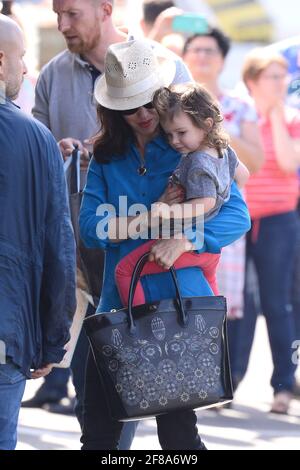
[64,149,104,304]
[84,252,233,422]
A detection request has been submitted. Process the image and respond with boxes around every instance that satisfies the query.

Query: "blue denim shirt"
[0,100,76,377]
[79,135,251,312]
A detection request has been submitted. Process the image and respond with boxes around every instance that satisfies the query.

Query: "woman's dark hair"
[183,27,231,58]
[153,83,229,152]
[1,1,13,16]
[93,105,135,164]
[143,0,174,25]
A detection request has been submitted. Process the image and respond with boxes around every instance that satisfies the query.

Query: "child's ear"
[205,118,214,130]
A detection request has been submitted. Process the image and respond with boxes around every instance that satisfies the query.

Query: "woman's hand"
[158,183,185,206]
[31,364,54,379]
[149,237,194,270]
[58,137,90,169]
[269,102,286,121]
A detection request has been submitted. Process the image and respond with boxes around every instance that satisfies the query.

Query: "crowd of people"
[0,0,300,451]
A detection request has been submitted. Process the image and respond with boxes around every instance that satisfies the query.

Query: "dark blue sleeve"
[79,159,121,250]
[142,183,250,301]
[186,182,251,253]
[40,135,77,365]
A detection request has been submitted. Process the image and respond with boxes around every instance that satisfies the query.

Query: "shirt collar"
[127,133,170,154]
[0,94,20,110]
[108,133,176,163]
[0,85,6,104]
[151,134,170,150]
[73,52,90,68]
[73,52,101,73]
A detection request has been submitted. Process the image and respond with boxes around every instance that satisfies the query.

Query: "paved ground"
[17,317,300,450]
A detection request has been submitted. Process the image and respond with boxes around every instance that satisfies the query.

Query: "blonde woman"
[236,49,300,414]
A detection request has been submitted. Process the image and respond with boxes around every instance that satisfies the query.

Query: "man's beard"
[5,80,22,101]
[66,39,86,55]
[65,34,101,56]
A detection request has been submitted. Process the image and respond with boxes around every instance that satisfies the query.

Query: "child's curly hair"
[152,82,229,152]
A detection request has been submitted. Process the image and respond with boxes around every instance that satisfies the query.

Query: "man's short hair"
[142,0,174,25]
[183,27,231,59]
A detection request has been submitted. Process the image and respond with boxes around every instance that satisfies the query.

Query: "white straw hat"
[94,39,176,111]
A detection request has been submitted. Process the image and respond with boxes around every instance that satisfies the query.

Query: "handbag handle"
[70,147,80,195]
[127,252,187,334]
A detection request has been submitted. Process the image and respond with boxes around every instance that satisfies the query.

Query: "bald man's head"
[0,14,27,100]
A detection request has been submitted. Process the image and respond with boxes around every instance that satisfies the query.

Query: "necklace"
[135,145,147,176]
[137,154,147,176]
[137,166,147,176]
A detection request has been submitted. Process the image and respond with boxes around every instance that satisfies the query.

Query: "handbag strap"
[127,252,187,334]
[70,147,80,195]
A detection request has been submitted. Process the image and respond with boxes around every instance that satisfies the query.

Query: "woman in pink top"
[182,28,264,396]
[236,49,300,414]
[183,29,264,326]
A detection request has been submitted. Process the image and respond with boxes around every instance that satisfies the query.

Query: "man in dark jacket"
[0,14,76,450]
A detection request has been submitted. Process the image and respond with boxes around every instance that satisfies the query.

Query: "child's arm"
[180,197,216,218]
[235,160,250,189]
[154,166,217,220]
[152,197,216,220]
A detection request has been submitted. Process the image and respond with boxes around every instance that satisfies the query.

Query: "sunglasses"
[121,102,154,116]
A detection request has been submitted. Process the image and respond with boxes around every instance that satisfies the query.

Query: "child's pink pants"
[115,239,220,307]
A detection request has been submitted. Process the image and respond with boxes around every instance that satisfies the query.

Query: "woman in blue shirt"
[79,40,250,450]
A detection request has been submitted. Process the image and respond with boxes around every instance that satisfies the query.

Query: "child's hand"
[158,183,185,205]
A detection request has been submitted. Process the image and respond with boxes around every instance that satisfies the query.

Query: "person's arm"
[79,159,149,246]
[147,7,184,43]
[152,197,216,219]
[200,181,251,253]
[270,104,300,173]
[32,69,51,128]
[40,132,77,366]
[109,212,152,243]
[235,160,250,188]
[80,159,187,246]
[80,159,117,248]
[33,69,90,162]
[229,120,264,174]
[155,170,219,252]
[148,181,251,269]
[59,137,90,160]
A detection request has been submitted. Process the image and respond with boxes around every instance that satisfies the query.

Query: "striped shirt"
[246,107,300,219]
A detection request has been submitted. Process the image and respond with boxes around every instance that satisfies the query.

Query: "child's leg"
[172,252,221,295]
[115,240,166,307]
[196,253,220,295]
[116,245,221,307]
